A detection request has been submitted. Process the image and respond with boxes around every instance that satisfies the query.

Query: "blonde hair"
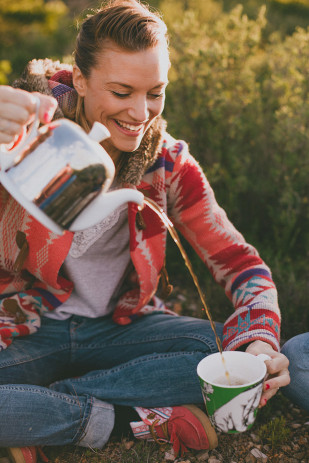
[73,0,169,131]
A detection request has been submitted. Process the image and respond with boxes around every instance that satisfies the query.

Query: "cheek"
[84,91,110,118]
[95,97,125,120]
[150,99,165,117]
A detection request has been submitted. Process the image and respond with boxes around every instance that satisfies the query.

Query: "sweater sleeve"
[0,186,74,350]
[166,141,280,352]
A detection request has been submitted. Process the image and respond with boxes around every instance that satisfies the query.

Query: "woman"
[0,1,290,462]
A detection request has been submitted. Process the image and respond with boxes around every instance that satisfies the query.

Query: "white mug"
[197,351,271,433]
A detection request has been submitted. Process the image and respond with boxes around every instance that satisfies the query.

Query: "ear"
[73,65,87,97]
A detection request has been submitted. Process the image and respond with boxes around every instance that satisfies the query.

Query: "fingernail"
[43,110,53,124]
[264,398,267,405]
[265,383,270,390]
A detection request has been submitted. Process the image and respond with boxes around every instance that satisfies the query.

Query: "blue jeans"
[0,313,223,448]
[281,332,309,412]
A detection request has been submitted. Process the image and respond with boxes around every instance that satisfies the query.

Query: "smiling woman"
[72,1,170,162]
[0,0,290,462]
[73,44,169,161]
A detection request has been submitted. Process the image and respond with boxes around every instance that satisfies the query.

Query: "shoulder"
[162,132,188,157]
[161,132,202,173]
[12,58,72,95]
[12,58,73,120]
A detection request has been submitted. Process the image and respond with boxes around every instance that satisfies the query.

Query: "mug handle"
[0,95,41,171]
[257,354,271,363]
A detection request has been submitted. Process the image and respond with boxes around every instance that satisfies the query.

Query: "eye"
[112,91,130,98]
[148,93,165,99]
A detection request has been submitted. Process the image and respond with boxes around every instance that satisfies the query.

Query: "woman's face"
[73,42,169,163]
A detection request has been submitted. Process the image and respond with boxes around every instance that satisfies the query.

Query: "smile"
[114,119,144,133]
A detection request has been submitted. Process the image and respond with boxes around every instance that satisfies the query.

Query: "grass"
[47,440,167,463]
[42,393,303,463]
[258,416,291,450]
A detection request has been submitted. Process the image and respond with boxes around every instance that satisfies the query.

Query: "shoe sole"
[7,448,35,463]
[183,404,218,450]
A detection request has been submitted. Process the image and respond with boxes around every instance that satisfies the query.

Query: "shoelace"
[149,419,168,444]
[149,419,188,456]
[37,447,49,462]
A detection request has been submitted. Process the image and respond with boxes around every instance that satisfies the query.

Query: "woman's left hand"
[245,340,290,407]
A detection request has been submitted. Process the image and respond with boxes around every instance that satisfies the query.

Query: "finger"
[0,87,57,125]
[264,368,290,391]
[0,86,35,107]
[32,92,58,124]
[0,131,19,145]
[0,87,39,121]
[265,353,289,375]
[259,367,291,407]
[0,120,24,138]
[259,389,278,407]
[0,101,32,126]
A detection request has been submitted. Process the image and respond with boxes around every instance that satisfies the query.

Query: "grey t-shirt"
[44,202,130,320]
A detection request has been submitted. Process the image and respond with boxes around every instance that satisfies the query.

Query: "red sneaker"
[7,447,48,463]
[151,404,218,456]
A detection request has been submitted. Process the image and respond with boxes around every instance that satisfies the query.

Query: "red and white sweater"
[0,133,280,352]
[0,60,280,351]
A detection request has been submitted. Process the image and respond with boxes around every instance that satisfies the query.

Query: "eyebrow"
[106,81,168,89]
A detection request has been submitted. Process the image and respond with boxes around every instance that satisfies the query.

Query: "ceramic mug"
[197,351,270,433]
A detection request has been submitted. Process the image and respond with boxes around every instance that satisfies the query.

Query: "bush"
[0,0,74,81]
[162,0,309,336]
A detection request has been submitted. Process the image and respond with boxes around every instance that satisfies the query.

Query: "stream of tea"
[143,197,230,382]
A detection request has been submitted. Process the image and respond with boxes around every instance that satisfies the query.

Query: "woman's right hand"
[0,86,58,145]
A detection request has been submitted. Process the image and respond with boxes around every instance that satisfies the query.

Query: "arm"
[0,86,62,350]
[167,141,289,402]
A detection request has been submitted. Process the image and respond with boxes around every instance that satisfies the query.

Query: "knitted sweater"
[0,59,281,351]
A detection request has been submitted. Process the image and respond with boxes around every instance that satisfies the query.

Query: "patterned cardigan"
[0,61,281,352]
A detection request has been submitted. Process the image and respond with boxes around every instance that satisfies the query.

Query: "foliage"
[221,0,309,37]
[258,416,291,449]
[0,0,308,337]
[0,0,75,81]
[0,60,12,84]
[161,0,309,336]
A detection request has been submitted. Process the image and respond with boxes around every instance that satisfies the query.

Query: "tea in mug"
[214,375,247,386]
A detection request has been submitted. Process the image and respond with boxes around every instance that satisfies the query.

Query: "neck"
[101,140,122,166]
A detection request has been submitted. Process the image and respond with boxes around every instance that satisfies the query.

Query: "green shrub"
[162,0,309,336]
[0,0,74,81]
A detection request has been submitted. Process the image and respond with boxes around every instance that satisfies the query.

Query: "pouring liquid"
[143,198,230,384]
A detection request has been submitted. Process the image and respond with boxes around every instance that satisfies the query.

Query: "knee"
[281,332,309,365]
[280,333,309,412]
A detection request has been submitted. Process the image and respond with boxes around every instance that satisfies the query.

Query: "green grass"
[47,439,169,463]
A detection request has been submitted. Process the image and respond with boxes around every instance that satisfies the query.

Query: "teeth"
[116,120,143,132]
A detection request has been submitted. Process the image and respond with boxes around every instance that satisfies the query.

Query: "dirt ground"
[41,393,308,463]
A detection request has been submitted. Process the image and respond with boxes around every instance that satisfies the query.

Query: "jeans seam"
[62,351,210,384]
[72,395,93,444]
[71,334,217,349]
[0,384,82,405]
[0,344,71,368]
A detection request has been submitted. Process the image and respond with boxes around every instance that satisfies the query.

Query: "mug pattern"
[200,378,263,433]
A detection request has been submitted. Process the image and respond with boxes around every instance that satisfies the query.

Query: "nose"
[128,95,150,122]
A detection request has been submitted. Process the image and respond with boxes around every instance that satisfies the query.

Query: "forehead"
[91,43,170,86]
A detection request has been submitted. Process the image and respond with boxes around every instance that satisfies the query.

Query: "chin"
[116,140,143,153]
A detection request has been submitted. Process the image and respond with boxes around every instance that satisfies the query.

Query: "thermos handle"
[0,95,41,171]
